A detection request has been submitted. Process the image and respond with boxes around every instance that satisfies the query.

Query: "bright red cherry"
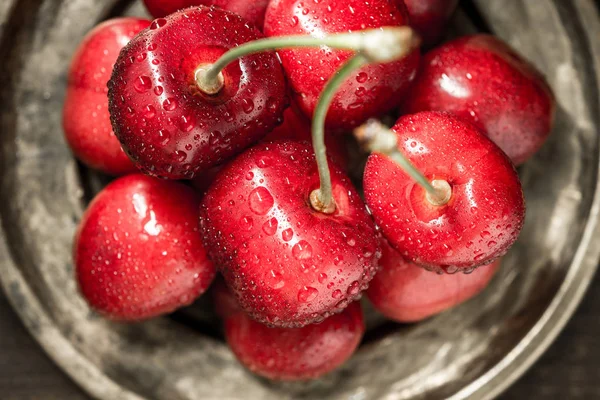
[401,34,555,165]
[75,174,216,320]
[63,18,149,175]
[143,0,269,28]
[108,7,288,179]
[225,301,364,380]
[200,141,380,327]
[363,112,525,272]
[367,239,501,322]
[264,0,420,131]
[403,0,459,47]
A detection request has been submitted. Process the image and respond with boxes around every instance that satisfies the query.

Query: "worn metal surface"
[1,0,599,399]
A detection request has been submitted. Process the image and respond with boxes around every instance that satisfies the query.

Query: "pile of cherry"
[64,0,554,381]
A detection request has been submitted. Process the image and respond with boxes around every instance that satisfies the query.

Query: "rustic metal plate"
[1,0,599,399]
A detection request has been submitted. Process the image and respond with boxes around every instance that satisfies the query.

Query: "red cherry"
[63,18,149,175]
[263,105,350,169]
[401,34,555,165]
[264,0,419,131]
[363,112,525,272]
[75,174,216,320]
[403,0,459,47]
[224,301,364,380]
[143,0,269,28]
[108,7,288,179]
[367,239,501,322]
[200,141,380,327]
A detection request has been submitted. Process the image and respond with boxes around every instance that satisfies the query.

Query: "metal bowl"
[1,0,600,399]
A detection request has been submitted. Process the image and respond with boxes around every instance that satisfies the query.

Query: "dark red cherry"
[143,0,269,28]
[225,301,364,380]
[108,7,288,179]
[403,0,459,47]
[401,34,555,165]
[75,174,216,320]
[363,111,525,272]
[200,141,380,327]
[263,104,350,169]
[367,238,501,322]
[63,18,149,175]
[264,0,420,131]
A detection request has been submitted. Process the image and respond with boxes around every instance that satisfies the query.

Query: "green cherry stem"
[194,27,420,95]
[309,55,367,214]
[354,119,452,206]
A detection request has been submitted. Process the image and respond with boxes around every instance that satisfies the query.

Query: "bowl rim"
[1,0,600,399]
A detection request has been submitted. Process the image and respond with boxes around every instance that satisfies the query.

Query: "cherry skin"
[108,7,288,180]
[403,0,459,47]
[63,18,149,175]
[143,0,269,28]
[75,174,216,320]
[264,0,420,131]
[224,300,364,380]
[367,239,501,322]
[363,112,525,272]
[401,34,555,165]
[200,141,380,328]
[263,104,350,169]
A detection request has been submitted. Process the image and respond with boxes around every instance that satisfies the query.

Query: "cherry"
[143,0,269,28]
[200,141,380,327]
[108,7,288,179]
[63,18,149,175]
[403,0,459,47]
[75,174,216,320]
[263,0,420,131]
[367,238,501,322]
[362,112,525,272]
[224,300,364,380]
[401,34,555,165]
[264,104,350,169]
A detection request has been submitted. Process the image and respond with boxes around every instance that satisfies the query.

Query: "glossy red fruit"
[75,174,216,320]
[108,7,288,179]
[401,34,555,165]
[403,0,458,47]
[364,112,525,272]
[367,239,501,322]
[200,141,380,327]
[225,301,364,380]
[264,0,420,131]
[263,105,350,169]
[143,0,269,28]
[63,18,149,175]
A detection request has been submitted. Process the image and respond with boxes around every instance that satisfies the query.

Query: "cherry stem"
[354,119,452,206]
[309,55,367,214]
[195,27,420,95]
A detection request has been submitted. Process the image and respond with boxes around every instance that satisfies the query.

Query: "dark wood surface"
[1,272,600,400]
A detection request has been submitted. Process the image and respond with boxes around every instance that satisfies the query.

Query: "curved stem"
[354,119,451,206]
[309,55,368,213]
[196,27,420,94]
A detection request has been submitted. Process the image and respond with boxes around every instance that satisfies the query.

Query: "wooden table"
[2,272,600,400]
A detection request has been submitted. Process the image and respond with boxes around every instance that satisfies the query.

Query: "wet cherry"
[75,174,216,320]
[401,34,555,165]
[108,7,288,179]
[367,239,501,322]
[224,300,364,380]
[363,112,525,272]
[200,141,380,328]
[264,0,420,131]
[63,18,149,175]
[143,0,270,28]
[403,0,459,47]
